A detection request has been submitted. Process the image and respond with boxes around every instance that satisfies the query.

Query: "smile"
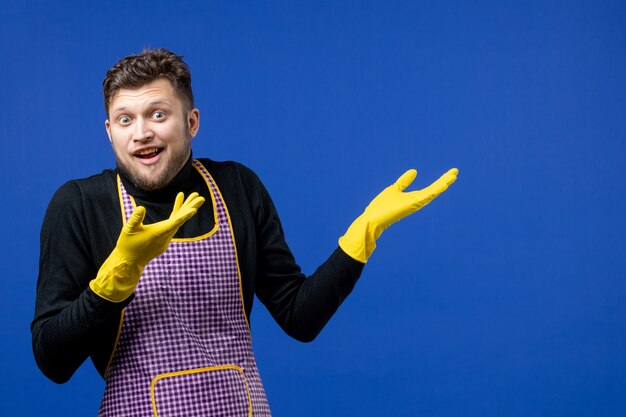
[133,147,164,159]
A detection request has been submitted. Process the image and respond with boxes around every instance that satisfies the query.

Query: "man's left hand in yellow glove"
[89,192,206,302]
[339,168,458,263]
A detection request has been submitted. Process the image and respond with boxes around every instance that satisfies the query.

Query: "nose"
[132,118,154,142]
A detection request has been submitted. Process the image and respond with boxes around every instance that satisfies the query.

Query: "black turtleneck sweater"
[32,157,364,384]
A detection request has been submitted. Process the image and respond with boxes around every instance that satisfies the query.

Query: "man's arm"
[32,179,205,383]
[237,166,364,342]
[246,165,457,342]
[31,181,125,383]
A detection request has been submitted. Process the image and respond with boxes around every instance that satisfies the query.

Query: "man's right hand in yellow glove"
[339,168,458,263]
[89,192,205,302]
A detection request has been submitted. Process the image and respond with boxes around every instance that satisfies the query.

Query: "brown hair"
[103,48,194,116]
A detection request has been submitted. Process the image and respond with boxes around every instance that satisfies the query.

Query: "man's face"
[105,78,200,191]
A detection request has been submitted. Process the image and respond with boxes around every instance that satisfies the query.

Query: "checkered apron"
[98,160,271,417]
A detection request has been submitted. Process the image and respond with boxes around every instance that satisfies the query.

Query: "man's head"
[103,48,194,117]
[103,49,200,191]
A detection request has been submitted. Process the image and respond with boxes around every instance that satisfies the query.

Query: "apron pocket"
[151,365,252,417]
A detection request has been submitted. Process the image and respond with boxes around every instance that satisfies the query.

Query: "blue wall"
[2,1,625,415]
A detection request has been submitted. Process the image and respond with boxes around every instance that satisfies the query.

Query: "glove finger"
[168,193,201,222]
[422,168,458,196]
[182,192,200,207]
[188,196,206,211]
[180,193,205,212]
[126,206,146,231]
[179,196,205,220]
[394,169,417,191]
[168,196,205,227]
[171,192,184,215]
[443,168,459,185]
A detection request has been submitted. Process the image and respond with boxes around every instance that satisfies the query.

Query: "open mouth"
[133,147,164,159]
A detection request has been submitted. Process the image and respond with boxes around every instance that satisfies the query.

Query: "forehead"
[109,78,181,111]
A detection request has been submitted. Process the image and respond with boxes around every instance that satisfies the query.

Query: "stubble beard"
[114,121,192,191]
[115,147,190,191]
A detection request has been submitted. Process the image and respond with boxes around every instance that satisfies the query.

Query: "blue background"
[2,1,625,416]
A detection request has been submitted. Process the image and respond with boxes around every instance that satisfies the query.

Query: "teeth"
[136,147,159,156]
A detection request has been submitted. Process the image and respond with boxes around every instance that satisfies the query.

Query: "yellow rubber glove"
[338,168,458,263]
[89,192,205,302]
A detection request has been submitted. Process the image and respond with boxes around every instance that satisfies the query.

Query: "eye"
[119,116,131,125]
[152,111,166,120]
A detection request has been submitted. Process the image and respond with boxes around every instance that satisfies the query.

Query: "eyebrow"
[111,100,174,113]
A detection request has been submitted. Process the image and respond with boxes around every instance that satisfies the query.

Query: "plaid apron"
[98,159,271,416]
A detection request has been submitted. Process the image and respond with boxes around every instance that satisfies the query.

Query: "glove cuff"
[338,217,377,263]
[90,249,145,303]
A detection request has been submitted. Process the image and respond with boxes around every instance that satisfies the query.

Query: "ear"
[188,108,200,138]
[105,119,112,144]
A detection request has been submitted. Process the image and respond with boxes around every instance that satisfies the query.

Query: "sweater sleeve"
[31,181,129,383]
[240,165,365,342]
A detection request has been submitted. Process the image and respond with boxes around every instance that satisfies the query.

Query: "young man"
[32,48,458,416]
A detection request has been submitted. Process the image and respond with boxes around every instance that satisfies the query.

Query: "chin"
[116,148,190,191]
[117,163,167,191]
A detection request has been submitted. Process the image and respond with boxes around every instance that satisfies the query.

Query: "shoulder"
[197,158,260,181]
[196,158,266,194]
[46,170,118,216]
[195,158,276,217]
